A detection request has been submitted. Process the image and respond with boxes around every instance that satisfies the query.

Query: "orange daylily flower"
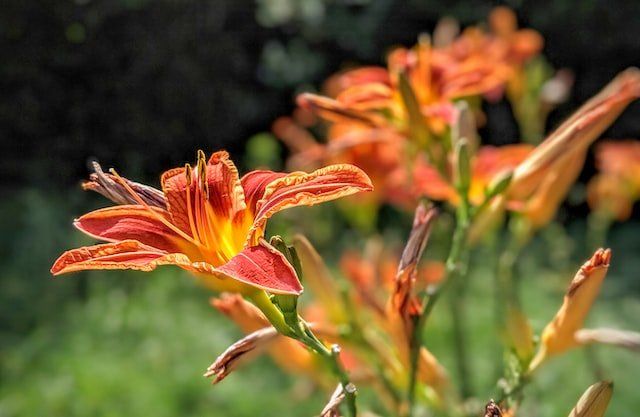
[51,151,372,295]
[299,32,511,136]
[529,249,611,372]
[587,140,640,220]
[277,20,518,209]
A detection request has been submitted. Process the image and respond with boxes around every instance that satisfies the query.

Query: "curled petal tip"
[204,327,278,385]
[584,248,612,272]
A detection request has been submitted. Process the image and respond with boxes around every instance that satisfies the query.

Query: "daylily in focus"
[529,249,611,372]
[51,151,372,299]
[587,140,640,221]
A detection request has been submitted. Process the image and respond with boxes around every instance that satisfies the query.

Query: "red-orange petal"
[51,239,302,295]
[50,240,183,275]
[241,170,287,214]
[247,164,373,245]
[74,205,183,252]
[217,240,303,295]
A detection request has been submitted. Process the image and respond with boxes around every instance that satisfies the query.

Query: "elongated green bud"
[269,236,301,326]
[455,139,471,193]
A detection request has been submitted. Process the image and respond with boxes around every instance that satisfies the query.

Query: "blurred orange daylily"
[298,32,511,137]
[488,6,544,68]
[587,140,640,221]
[414,144,533,206]
[51,151,372,295]
[529,249,611,372]
[277,16,524,209]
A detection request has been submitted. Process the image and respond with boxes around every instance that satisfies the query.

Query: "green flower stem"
[250,290,357,417]
[296,321,358,417]
[250,290,294,337]
[587,210,613,252]
[406,191,472,416]
[339,286,403,408]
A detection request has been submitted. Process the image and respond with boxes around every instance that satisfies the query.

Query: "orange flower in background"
[51,151,372,295]
[273,115,409,206]
[529,249,611,371]
[278,10,539,209]
[488,6,544,67]
[298,32,511,137]
[414,144,532,206]
[587,140,640,220]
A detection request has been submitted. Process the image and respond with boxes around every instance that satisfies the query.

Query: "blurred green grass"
[1,189,640,416]
[0,270,324,417]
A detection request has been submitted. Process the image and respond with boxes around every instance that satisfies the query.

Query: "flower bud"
[529,249,611,371]
[568,381,613,417]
